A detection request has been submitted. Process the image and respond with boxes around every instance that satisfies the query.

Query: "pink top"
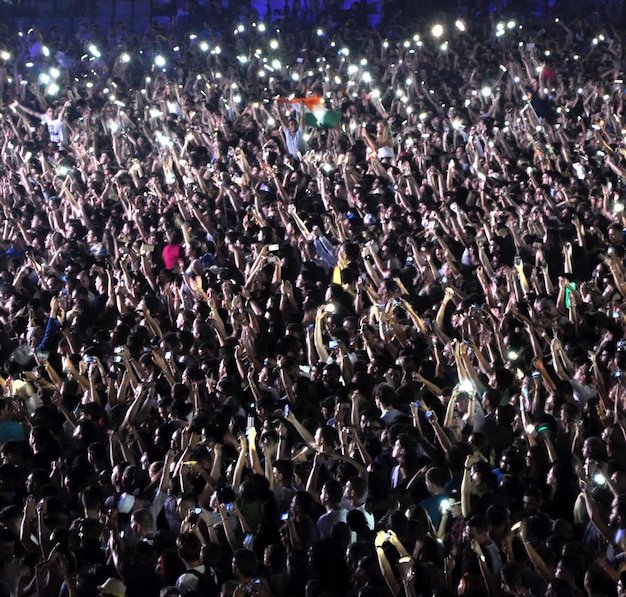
[162,244,183,270]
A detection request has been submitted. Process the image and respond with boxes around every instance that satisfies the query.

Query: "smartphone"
[564,283,577,309]
[268,244,280,252]
[114,346,125,354]
[164,351,173,360]
[225,503,234,512]
[140,243,155,253]
[514,255,522,266]
[593,472,607,486]
[425,411,434,419]
[280,512,289,521]
[284,404,290,417]
[192,507,202,515]
[84,356,96,363]
[267,256,277,264]
[328,340,338,349]
[113,356,123,363]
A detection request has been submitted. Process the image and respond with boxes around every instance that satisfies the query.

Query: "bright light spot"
[189,34,197,40]
[360,58,367,65]
[110,121,119,133]
[347,64,358,75]
[237,55,248,64]
[0,51,10,61]
[154,55,166,67]
[340,47,349,56]
[459,379,474,393]
[47,82,59,95]
[271,59,281,70]
[455,19,465,31]
[316,28,323,36]
[507,20,516,28]
[120,53,130,63]
[39,73,50,85]
[270,39,278,50]
[88,44,100,58]
[258,22,266,32]
[405,77,412,86]
[42,46,50,57]
[481,86,492,97]
[371,88,380,98]
[362,72,371,83]
[403,40,410,48]
[432,23,443,38]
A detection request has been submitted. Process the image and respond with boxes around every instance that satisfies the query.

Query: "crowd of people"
[0,1,625,597]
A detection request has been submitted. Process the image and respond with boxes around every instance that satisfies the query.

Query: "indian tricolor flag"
[277,95,341,129]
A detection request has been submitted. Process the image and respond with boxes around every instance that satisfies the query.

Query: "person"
[275,99,307,160]
[362,120,395,160]
[12,100,71,146]
[316,479,348,539]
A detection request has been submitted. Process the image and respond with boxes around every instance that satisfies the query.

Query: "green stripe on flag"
[305,110,342,129]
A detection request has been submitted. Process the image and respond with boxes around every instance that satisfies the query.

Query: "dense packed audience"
[0,1,626,597]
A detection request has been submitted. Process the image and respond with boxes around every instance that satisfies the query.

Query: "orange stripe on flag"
[276,96,324,111]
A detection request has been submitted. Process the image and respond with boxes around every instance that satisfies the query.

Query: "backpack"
[186,567,219,596]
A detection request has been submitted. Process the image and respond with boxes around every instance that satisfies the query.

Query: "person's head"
[290,491,316,520]
[314,425,339,452]
[320,479,342,508]
[287,117,298,134]
[470,461,497,496]
[425,467,448,495]
[130,509,154,538]
[232,548,258,582]
[465,514,489,546]
[176,532,202,565]
[523,487,543,515]
[273,459,294,488]
[263,543,287,572]
[343,476,367,504]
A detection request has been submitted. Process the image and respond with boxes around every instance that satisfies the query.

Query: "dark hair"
[232,548,258,578]
[176,532,202,563]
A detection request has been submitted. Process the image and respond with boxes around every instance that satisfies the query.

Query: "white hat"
[98,578,126,597]
[117,492,136,514]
